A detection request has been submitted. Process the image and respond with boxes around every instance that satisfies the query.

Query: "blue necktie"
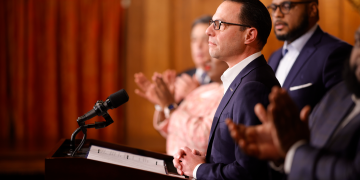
[200,72,207,85]
[283,48,288,56]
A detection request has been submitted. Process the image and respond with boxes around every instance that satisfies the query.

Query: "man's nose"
[206,24,214,37]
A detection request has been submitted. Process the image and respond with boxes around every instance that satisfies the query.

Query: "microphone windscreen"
[108,89,129,108]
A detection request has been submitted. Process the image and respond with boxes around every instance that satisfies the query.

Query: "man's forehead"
[213,1,241,22]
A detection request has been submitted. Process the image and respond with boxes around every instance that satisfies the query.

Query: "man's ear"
[244,27,257,45]
[308,2,318,18]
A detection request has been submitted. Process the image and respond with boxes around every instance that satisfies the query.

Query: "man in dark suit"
[226,25,360,179]
[267,0,352,109]
[172,0,280,179]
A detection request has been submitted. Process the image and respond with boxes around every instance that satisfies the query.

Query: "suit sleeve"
[197,82,271,180]
[288,141,360,180]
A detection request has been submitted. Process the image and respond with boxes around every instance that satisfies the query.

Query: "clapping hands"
[226,86,311,161]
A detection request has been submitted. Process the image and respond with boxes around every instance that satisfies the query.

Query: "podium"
[45,139,188,180]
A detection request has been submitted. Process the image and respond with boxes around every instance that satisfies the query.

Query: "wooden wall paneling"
[189,0,221,18]
[342,0,360,45]
[125,0,170,153]
[125,0,151,151]
[172,0,192,73]
[318,0,342,38]
[143,0,171,75]
[140,0,171,147]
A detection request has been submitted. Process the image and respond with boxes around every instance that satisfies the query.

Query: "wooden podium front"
[45,139,187,180]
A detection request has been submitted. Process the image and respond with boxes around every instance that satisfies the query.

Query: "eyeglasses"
[267,1,315,15]
[209,20,251,30]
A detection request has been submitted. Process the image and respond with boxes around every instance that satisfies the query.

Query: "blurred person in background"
[182,15,213,85]
[135,15,213,104]
[135,57,228,155]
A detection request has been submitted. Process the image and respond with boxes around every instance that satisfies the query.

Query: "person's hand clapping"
[174,74,199,103]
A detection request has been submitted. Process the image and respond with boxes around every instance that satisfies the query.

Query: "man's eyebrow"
[212,18,224,21]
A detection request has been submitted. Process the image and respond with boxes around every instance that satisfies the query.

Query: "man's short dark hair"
[191,15,212,29]
[226,0,272,49]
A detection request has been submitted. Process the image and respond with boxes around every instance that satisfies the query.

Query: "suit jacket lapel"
[268,50,282,72]
[208,85,235,139]
[327,112,360,150]
[206,56,267,161]
[282,27,323,88]
[311,91,354,147]
[206,72,239,161]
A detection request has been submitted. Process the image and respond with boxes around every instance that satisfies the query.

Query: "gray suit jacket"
[289,81,360,180]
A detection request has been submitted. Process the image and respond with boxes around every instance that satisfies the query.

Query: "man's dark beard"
[275,13,309,42]
[343,58,360,98]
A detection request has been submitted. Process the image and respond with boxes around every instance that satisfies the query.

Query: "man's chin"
[275,32,289,41]
[209,51,219,59]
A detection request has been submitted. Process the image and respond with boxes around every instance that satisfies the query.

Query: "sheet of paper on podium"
[87,145,166,174]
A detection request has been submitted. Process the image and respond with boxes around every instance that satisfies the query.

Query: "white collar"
[221,52,262,94]
[282,24,318,55]
[195,68,204,76]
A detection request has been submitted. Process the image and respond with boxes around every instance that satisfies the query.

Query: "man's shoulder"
[314,29,352,50]
[241,58,280,88]
[320,81,350,102]
[180,67,197,76]
[268,48,283,61]
[309,81,351,126]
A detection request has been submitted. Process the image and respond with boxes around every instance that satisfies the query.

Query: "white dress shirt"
[284,94,360,174]
[275,24,318,86]
[192,51,262,179]
[195,68,211,84]
[221,52,262,94]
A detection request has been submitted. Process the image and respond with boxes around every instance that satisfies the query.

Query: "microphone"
[69,89,129,155]
[77,89,129,124]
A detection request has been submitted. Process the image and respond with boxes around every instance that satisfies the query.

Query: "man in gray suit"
[226,26,360,179]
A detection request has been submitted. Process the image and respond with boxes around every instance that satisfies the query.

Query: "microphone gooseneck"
[69,89,129,156]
